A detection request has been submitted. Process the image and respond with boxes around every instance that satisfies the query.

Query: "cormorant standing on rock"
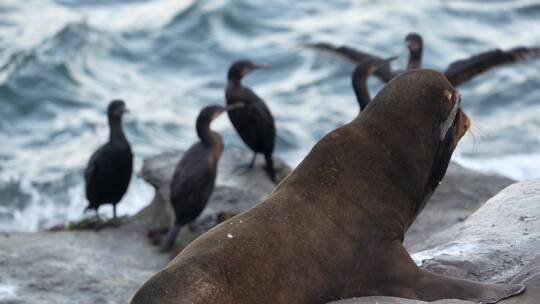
[84,100,132,220]
[161,104,242,252]
[352,57,397,110]
[225,60,277,183]
[307,33,540,86]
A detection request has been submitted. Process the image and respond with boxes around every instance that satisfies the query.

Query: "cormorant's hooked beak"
[114,106,129,116]
[381,56,398,65]
[212,104,244,120]
[370,56,398,73]
[253,63,271,70]
[242,63,270,77]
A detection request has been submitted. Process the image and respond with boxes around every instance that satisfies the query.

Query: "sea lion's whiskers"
[463,120,489,151]
[469,120,489,141]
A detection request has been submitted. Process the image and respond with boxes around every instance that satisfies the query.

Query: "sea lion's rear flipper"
[415,270,525,303]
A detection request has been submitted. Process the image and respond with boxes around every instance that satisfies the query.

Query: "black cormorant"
[307,34,540,86]
[444,47,540,86]
[352,57,397,110]
[84,100,132,220]
[306,42,396,82]
[225,60,277,183]
[160,104,242,252]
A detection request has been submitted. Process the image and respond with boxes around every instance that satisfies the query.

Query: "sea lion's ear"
[439,91,461,140]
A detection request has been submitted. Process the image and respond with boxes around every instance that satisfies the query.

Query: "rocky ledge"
[331,179,540,304]
[1,149,535,304]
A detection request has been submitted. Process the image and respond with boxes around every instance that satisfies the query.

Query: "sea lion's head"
[361,69,470,220]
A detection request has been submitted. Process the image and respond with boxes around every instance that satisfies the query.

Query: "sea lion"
[130,70,524,304]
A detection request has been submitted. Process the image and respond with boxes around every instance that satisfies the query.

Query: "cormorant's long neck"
[407,49,422,70]
[352,76,371,111]
[108,117,128,145]
[197,122,219,147]
[228,77,242,88]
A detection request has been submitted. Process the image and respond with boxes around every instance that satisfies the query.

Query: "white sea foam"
[0,284,17,300]
[0,0,538,232]
[455,153,540,181]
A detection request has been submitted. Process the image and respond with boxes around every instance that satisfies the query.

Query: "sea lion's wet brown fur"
[131,70,524,304]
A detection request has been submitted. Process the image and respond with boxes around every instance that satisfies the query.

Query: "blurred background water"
[0,0,539,232]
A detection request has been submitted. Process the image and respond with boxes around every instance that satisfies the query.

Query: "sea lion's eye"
[439,92,461,140]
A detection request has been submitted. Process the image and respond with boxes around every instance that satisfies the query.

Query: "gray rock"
[0,154,526,304]
[133,149,291,248]
[332,179,540,304]
[413,179,540,283]
[0,150,290,304]
[405,162,514,251]
[0,224,169,304]
[412,179,540,304]
[328,297,473,304]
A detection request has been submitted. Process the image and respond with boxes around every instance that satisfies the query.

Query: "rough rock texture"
[0,153,525,303]
[328,297,473,304]
[134,149,291,248]
[405,162,514,251]
[414,179,540,304]
[332,179,540,304]
[0,223,168,304]
[0,150,290,304]
[413,179,540,282]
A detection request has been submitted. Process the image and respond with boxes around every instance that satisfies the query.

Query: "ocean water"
[0,0,539,232]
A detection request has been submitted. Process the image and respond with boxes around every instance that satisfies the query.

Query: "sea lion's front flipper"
[380,242,524,303]
[415,270,525,303]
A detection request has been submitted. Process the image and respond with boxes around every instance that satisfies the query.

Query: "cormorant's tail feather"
[264,154,277,184]
[160,225,181,252]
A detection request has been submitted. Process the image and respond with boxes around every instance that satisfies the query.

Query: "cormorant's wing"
[84,145,106,205]
[171,145,216,212]
[444,46,540,87]
[306,42,396,82]
[244,88,276,153]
